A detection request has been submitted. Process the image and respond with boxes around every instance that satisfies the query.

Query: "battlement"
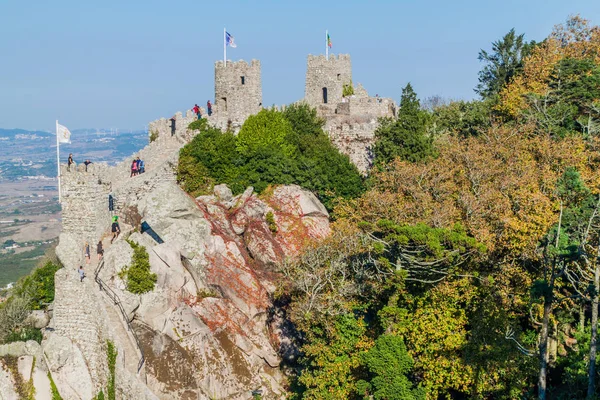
[148,110,198,142]
[307,54,351,63]
[214,59,261,69]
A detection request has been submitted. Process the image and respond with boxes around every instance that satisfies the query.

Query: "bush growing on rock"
[120,241,156,294]
[179,104,364,210]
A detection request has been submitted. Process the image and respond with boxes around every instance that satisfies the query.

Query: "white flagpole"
[224,28,227,67]
[56,120,61,204]
[325,29,328,60]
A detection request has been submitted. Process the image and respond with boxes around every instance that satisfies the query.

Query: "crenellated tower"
[304,54,352,114]
[213,59,262,130]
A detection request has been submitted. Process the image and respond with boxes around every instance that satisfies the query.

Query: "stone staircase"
[99,284,142,376]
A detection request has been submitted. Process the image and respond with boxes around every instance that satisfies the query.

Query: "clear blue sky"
[1,0,599,131]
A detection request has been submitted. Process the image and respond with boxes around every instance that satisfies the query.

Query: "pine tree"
[372,83,435,166]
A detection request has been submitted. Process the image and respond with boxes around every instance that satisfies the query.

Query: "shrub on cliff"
[120,241,156,294]
[16,260,61,309]
[0,259,61,344]
[178,105,364,210]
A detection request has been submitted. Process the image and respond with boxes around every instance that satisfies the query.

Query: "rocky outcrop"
[0,341,53,400]
[51,180,329,399]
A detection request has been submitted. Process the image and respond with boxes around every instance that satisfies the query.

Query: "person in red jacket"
[193,104,201,120]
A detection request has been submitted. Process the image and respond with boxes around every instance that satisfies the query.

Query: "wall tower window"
[241,76,245,85]
[337,74,341,80]
[322,87,328,104]
[221,97,227,111]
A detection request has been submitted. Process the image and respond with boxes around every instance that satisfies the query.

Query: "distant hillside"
[0,128,52,138]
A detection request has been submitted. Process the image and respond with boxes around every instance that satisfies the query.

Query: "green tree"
[430,99,493,137]
[283,103,365,208]
[372,83,436,165]
[524,58,600,138]
[296,314,372,399]
[359,335,425,400]
[237,108,296,157]
[476,28,535,99]
[178,122,239,195]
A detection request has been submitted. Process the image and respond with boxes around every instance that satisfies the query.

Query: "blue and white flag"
[226,31,237,48]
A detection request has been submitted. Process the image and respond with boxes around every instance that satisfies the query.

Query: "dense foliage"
[372,83,436,165]
[178,104,364,210]
[279,16,600,400]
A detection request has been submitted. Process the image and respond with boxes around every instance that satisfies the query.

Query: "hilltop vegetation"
[176,16,600,399]
[178,104,365,210]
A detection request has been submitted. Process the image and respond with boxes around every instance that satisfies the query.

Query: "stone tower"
[304,54,352,114]
[214,59,262,129]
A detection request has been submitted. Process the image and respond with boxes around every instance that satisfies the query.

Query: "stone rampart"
[325,117,379,173]
[148,110,198,142]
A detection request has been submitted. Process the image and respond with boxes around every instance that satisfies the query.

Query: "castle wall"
[148,110,197,142]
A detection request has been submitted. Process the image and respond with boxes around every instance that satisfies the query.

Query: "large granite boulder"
[43,333,94,400]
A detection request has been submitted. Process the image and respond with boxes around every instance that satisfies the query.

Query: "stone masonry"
[213,59,262,131]
[304,54,352,115]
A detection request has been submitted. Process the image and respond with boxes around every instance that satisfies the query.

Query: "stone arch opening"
[221,97,227,112]
[241,76,245,85]
[322,87,328,104]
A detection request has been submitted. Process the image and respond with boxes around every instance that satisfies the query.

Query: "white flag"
[57,123,71,144]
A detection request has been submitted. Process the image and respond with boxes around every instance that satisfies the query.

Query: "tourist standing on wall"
[97,240,103,260]
[84,242,90,264]
[170,116,176,136]
[78,266,85,282]
[207,100,212,116]
[193,104,201,120]
[84,159,92,172]
[111,216,120,244]
[68,154,74,171]
[130,159,138,177]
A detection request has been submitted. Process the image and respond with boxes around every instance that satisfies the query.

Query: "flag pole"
[325,29,328,60]
[224,28,227,67]
[56,120,61,204]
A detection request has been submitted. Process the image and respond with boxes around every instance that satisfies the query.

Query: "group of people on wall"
[192,100,212,120]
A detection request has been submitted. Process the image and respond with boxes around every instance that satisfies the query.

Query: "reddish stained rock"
[244,220,285,267]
